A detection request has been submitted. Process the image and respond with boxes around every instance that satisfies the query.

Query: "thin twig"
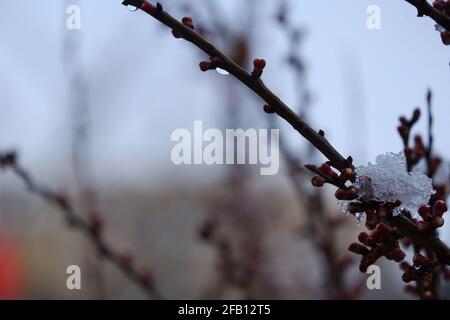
[0,152,162,299]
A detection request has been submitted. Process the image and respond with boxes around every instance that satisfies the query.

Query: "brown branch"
[389,215,450,264]
[122,0,348,171]
[404,0,450,30]
[0,151,163,299]
[121,0,450,266]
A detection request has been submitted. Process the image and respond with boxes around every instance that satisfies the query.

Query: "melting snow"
[340,152,435,217]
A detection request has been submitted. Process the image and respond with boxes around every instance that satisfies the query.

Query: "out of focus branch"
[403,0,450,30]
[0,151,162,299]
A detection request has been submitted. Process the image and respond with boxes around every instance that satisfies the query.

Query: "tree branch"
[122,0,348,171]
[0,151,162,299]
[121,0,450,266]
[404,0,450,30]
[389,215,450,264]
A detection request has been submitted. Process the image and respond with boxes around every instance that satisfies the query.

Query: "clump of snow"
[340,152,435,217]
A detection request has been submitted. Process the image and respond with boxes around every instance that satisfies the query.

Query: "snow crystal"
[340,152,435,217]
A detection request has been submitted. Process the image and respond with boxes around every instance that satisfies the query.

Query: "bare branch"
[121,0,450,277]
[122,0,349,171]
[0,151,163,299]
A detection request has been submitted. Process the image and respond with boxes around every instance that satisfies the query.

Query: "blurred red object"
[0,233,24,299]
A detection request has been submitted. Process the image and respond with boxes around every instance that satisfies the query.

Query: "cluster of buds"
[349,223,405,272]
[404,135,426,167]
[432,1,450,45]
[398,109,420,141]
[199,56,222,72]
[350,202,400,230]
[415,200,448,232]
[398,108,443,177]
[400,254,437,299]
[251,58,266,78]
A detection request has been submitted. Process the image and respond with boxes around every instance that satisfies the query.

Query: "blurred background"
[0,0,449,299]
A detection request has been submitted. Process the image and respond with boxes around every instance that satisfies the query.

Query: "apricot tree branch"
[122,0,348,171]
[0,151,162,299]
[404,0,450,30]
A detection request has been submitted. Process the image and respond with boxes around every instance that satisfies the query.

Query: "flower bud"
[318,163,334,176]
[172,29,182,39]
[182,17,194,29]
[252,59,266,78]
[412,108,421,123]
[199,61,212,72]
[433,0,446,11]
[311,176,326,187]
[348,243,369,255]
[441,31,450,46]
[431,216,444,228]
[391,247,406,262]
[358,232,372,246]
[433,200,448,216]
[418,205,431,220]
[402,269,417,283]
[263,104,275,114]
[413,253,431,268]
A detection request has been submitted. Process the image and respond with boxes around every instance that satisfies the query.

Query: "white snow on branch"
[340,152,435,217]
